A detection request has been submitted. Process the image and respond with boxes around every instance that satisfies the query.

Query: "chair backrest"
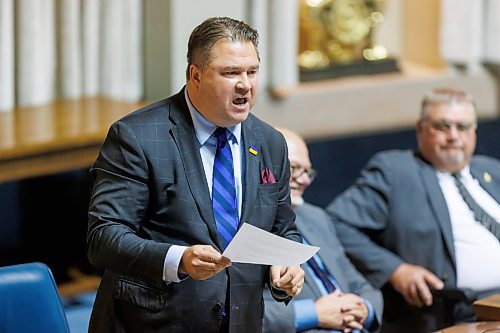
[0,262,70,333]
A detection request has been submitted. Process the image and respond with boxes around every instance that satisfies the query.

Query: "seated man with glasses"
[326,88,500,332]
[263,128,383,333]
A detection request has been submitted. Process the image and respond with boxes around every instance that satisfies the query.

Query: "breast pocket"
[258,183,280,201]
[252,184,280,230]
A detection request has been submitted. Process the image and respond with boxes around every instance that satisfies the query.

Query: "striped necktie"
[307,255,336,293]
[453,173,500,241]
[212,127,239,248]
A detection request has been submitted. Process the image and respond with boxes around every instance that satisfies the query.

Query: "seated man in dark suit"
[263,128,383,333]
[326,88,500,332]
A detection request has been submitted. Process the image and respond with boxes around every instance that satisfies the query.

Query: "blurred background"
[0,0,499,313]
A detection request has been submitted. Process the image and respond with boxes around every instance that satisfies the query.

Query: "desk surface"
[0,97,146,183]
[435,321,500,333]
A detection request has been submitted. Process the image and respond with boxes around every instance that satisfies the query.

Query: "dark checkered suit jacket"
[87,88,299,333]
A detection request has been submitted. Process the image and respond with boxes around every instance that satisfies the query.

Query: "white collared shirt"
[437,166,500,291]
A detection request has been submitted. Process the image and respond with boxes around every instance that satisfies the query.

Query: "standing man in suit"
[326,88,500,332]
[87,17,304,333]
[263,128,383,333]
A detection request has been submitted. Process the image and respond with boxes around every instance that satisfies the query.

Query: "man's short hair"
[420,88,477,119]
[186,17,259,80]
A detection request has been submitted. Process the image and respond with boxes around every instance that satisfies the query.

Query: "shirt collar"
[436,165,471,179]
[455,165,472,180]
[184,88,241,145]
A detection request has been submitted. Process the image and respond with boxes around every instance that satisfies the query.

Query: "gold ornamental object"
[299,0,389,72]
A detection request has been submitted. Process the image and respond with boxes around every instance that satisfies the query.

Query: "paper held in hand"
[222,223,319,266]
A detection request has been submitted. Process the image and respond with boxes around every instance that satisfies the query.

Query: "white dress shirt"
[437,166,500,291]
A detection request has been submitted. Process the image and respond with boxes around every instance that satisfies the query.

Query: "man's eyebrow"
[221,64,260,70]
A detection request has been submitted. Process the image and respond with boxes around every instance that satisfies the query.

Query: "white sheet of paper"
[222,223,319,266]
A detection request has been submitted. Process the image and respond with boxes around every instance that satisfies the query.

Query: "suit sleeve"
[271,134,301,243]
[87,121,169,282]
[262,287,296,333]
[265,130,301,302]
[326,152,405,288]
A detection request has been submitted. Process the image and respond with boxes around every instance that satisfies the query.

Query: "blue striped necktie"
[307,255,336,293]
[212,127,239,248]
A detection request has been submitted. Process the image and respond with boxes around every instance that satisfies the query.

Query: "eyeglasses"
[290,163,317,182]
[425,119,476,133]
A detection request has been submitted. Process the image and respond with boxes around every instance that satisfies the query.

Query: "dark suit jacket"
[263,203,383,333]
[326,150,500,332]
[87,88,300,333]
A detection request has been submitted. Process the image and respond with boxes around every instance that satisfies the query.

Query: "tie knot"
[452,173,462,182]
[214,127,228,145]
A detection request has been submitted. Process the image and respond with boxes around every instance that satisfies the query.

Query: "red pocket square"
[261,168,276,184]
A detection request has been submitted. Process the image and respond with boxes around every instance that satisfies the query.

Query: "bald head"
[276,127,308,154]
[276,127,313,208]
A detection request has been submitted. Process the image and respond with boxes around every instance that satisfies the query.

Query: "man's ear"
[416,120,423,133]
[189,64,201,85]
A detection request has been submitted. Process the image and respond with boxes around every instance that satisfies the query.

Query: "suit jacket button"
[213,303,223,312]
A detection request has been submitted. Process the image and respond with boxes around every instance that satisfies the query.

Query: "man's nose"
[236,74,251,91]
[446,125,459,139]
[296,172,312,186]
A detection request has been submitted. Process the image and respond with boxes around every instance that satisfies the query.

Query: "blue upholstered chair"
[0,262,70,333]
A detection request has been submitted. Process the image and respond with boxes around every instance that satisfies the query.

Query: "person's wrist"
[361,302,368,322]
[177,259,189,279]
[177,263,188,280]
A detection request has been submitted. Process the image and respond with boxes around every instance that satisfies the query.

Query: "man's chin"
[291,195,304,207]
[442,152,466,167]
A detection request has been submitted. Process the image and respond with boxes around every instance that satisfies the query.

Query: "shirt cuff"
[293,298,318,332]
[163,245,188,283]
[363,299,376,330]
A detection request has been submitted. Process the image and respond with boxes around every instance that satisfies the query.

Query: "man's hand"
[338,293,368,332]
[390,263,444,307]
[315,291,346,330]
[269,265,305,297]
[315,292,367,332]
[179,245,231,280]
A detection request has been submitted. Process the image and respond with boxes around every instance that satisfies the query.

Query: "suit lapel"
[296,215,325,297]
[297,208,347,292]
[471,162,500,200]
[418,159,456,267]
[168,92,221,249]
[240,118,262,226]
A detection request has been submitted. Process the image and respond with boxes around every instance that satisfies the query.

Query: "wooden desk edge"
[0,145,99,183]
[0,97,147,183]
